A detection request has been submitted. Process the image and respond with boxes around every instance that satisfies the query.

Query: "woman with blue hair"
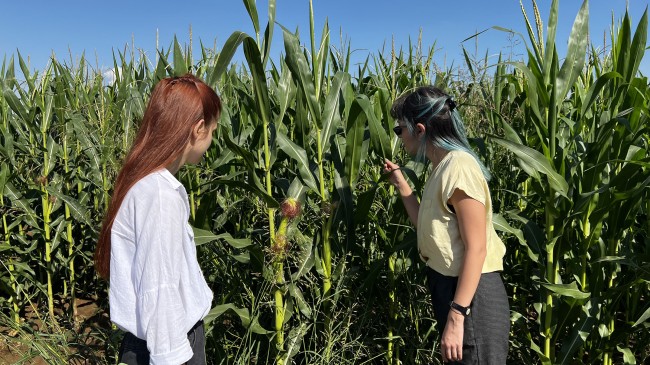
[384,86,509,364]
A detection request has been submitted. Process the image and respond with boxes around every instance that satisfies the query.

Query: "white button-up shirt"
[109,169,213,365]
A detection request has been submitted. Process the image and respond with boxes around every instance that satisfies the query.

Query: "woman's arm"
[384,159,420,227]
[450,189,487,307]
[134,190,195,365]
[440,188,488,362]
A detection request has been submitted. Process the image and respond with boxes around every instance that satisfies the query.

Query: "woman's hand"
[383,158,420,226]
[383,159,407,190]
[441,310,464,363]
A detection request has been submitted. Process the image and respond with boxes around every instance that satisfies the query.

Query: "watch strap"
[449,301,471,316]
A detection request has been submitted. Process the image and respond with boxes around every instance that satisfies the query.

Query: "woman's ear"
[416,123,426,137]
[191,119,207,142]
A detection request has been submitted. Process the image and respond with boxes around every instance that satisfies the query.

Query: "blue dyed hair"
[390,86,491,180]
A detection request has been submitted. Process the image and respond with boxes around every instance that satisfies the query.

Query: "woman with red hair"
[94,74,221,365]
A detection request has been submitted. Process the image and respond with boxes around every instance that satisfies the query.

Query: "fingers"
[441,341,462,363]
[445,347,452,362]
[383,158,399,173]
[383,159,407,190]
[447,346,462,362]
[442,346,462,363]
[383,158,397,168]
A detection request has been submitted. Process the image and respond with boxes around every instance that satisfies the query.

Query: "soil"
[0,297,111,365]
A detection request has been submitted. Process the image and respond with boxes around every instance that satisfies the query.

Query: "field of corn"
[1,0,649,364]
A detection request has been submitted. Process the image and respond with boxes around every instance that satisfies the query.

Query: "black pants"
[426,268,510,364]
[117,320,206,365]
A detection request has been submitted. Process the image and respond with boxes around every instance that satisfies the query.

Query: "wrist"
[448,308,465,323]
[397,183,412,196]
[453,299,471,307]
[449,300,471,317]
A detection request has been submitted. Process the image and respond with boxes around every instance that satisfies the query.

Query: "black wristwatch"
[449,301,471,316]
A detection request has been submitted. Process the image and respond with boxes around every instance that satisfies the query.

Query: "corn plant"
[1,0,649,364]
[492,0,650,363]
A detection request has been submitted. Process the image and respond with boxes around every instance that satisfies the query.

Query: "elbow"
[466,244,487,262]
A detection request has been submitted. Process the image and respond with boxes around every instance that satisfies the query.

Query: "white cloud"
[102,68,116,85]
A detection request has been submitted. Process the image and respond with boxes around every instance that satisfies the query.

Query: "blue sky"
[1,1,648,76]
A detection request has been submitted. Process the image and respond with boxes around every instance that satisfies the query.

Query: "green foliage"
[1,1,649,364]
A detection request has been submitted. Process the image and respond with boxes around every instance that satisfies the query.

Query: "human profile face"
[186,119,218,164]
[395,121,423,157]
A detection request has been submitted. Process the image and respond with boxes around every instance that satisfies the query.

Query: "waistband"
[426,266,502,279]
[124,320,204,344]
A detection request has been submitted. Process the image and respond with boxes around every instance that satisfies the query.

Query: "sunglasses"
[393,126,404,136]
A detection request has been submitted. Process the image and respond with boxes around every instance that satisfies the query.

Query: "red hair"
[94,73,221,279]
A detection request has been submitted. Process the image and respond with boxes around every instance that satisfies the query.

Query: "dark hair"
[94,73,222,279]
[390,86,490,179]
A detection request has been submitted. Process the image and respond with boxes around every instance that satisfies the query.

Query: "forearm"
[453,245,486,307]
[397,183,419,227]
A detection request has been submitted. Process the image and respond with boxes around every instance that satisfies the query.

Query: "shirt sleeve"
[440,153,487,213]
[132,185,193,365]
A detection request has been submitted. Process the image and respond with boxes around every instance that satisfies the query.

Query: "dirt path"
[0,297,115,364]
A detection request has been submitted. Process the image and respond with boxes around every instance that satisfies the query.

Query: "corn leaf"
[491,136,568,197]
[541,281,590,299]
[276,131,319,193]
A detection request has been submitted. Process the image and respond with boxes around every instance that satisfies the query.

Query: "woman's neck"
[426,145,448,170]
[166,154,184,175]
[166,143,193,175]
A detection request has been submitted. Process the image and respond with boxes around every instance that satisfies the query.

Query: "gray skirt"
[426,268,510,364]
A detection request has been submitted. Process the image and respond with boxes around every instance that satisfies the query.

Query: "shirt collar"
[158,168,184,191]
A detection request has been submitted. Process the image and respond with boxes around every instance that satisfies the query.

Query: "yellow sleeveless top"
[417,150,506,276]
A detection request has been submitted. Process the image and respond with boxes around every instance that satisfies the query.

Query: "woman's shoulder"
[448,150,477,162]
[116,170,187,226]
[441,150,481,170]
[436,150,488,185]
[126,170,184,203]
